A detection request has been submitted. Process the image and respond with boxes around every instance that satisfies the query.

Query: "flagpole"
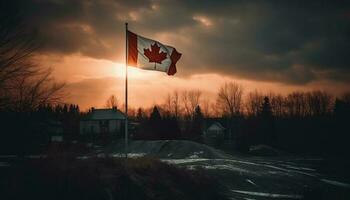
[125,22,128,158]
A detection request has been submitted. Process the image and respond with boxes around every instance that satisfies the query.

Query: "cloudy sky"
[6,0,350,110]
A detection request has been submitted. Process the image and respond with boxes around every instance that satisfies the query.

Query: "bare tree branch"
[216,82,244,117]
[105,95,119,109]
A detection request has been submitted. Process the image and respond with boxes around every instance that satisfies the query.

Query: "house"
[202,117,240,148]
[204,122,226,137]
[203,122,225,146]
[80,107,126,139]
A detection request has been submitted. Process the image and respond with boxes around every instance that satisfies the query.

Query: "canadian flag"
[127,31,182,75]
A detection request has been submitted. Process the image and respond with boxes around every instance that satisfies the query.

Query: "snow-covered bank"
[104,140,232,159]
[102,140,350,199]
[3,140,348,199]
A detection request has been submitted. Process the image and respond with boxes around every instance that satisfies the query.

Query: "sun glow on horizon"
[114,62,167,80]
[38,55,349,111]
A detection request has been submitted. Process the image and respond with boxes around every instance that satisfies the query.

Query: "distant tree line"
[124,81,349,156]
[0,103,80,154]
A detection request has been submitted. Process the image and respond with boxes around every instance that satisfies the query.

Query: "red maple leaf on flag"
[143,42,167,64]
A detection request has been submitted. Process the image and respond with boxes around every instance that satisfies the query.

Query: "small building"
[203,122,226,146]
[80,108,126,139]
[204,122,225,137]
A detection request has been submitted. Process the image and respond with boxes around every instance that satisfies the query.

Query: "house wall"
[206,130,224,137]
[80,121,100,135]
[108,120,122,135]
[80,120,123,136]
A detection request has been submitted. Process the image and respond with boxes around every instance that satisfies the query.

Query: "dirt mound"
[104,140,232,159]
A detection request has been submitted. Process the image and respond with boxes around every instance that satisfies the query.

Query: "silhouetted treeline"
[0,104,80,154]
[133,106,181,140]
[241,92,350,156]
[132,104,205,141]
[129,87,350,156]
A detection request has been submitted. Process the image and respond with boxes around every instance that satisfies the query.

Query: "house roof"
[207,122,225,131]
[83,108,126,120]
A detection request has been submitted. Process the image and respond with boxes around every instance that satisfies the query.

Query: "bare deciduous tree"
[181,90,190,118]
[201,98,211,117]
[216,82,244,117]
[162,91,181,118]
[285,91,308,117]
[105,95,119,109]
[306,90,333,116]
[172,90,181,118]
[181,90,201,118]
[164,93,172,113]
[0,12,38,92]
[245,90,264,116]
[9,68,65,111]
[0,10,65,111]
[188,90,202,112]
[269,93,285,117]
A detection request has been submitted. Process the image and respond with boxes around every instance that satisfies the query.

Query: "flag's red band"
[128,31,138,66]
[167,48,181,75]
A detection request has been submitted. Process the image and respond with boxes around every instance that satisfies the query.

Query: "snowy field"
[164,156,350,199]
[104,140,350,199]
[1,140,349,200]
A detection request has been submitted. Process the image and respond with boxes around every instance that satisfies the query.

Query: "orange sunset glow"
[39,54,349,111]
[1,1,350,113]
[1,0,347,113]
[20,0,348,112]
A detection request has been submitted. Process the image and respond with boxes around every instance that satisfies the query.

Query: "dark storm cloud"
[3,0,350,84]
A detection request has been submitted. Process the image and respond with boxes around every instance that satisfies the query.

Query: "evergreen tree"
[259,97,274,145]
[63,104,68,114]
[190,105,204,140]
[261,96,272,118]
[150,106,161,122]
[149,106,162,139]
[136,108,145,121]
[162,115,181,140]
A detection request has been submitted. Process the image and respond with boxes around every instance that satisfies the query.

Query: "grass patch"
[1,155,227,200]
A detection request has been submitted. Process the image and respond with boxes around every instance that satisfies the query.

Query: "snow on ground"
[102,140,350,199]
[1,140,348,199]
[111,153,146,158]
[230,190,303,199]
[246,179,257,187]
[187,151,204,159]
[162,158,209,165]
[76,155,89,160]
[104,140,231,159]
[197,164,255,174]
[164,157,319,178]
[77,153,146,159]
[279,164,316,171]
[321,179,350,189]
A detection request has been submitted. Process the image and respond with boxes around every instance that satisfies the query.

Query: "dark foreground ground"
[1,140,350,200]
[0,156,225,200]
